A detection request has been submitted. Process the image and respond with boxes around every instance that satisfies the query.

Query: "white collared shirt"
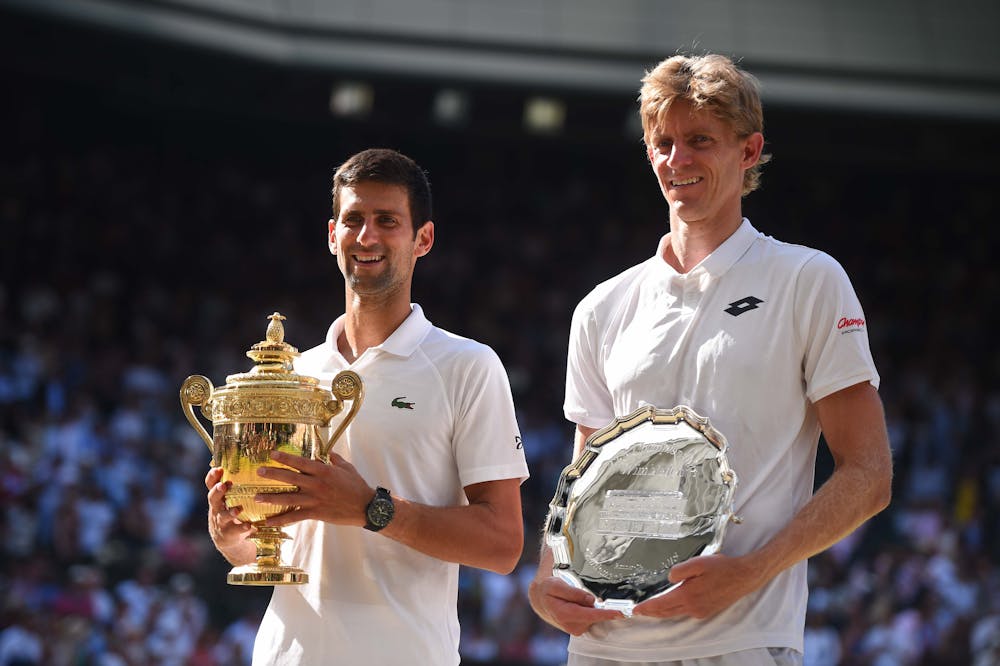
[564,219,878,660]
[252,304,528,666]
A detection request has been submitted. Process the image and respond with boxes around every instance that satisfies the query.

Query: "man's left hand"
[632,553,762,619]
[253,450,371,528]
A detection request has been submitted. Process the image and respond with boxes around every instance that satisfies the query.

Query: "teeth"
[354,256,383,263]
[671,177,701,186]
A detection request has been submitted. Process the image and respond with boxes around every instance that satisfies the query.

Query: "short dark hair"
[331,148,432,235]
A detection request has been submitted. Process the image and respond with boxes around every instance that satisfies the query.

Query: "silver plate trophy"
[545,405,739,617]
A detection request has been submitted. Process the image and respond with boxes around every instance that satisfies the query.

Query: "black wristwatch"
[364,487,395,532]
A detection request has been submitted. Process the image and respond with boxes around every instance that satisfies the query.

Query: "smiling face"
[329,181,434,301]
[646,99,763,230]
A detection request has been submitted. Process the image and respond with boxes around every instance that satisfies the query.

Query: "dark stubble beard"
[345,262,402,297]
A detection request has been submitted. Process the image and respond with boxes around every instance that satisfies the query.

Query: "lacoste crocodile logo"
[391,397,415,410]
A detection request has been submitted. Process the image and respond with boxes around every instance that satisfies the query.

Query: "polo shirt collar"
[654,217,759,279]
[698,218,759,277]
[323,303,432,361]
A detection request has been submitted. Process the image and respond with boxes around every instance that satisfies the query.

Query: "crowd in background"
[3,53,1000,666]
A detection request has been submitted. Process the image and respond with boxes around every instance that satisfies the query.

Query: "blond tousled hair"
[639,53,772,195]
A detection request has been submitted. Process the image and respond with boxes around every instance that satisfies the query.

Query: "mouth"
[352,254,385,266]
[670,176,702,187]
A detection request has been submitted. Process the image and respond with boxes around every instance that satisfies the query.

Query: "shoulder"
[574,258,657,321]
[744,233,848,281]
[418,325,506,372]
[748,232,823,265]
[295,341,334,375]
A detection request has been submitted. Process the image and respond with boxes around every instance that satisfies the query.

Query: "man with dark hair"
[528,54,892,665]
[206,148,528,665]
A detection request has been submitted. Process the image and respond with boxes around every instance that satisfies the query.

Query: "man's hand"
[528,575,624,636]
[633,553,762,619]
[253,450,372,528]
[205,467,255,564]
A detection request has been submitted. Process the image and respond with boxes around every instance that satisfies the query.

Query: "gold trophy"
[180,312,363,585]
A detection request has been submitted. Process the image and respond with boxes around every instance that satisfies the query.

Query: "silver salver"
[545,405,739,616]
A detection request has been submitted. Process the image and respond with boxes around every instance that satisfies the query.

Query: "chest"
[602,270,801,404]
[317,358,460,500]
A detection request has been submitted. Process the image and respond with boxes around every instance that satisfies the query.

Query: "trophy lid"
[225,312,318,386]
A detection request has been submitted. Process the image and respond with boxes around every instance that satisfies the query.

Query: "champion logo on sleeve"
[837,317,866,334]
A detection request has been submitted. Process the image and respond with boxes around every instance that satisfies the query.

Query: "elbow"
[487,526,524,575]
[873,477,892,515]
[490,556,520,576]
[868,465,893,517]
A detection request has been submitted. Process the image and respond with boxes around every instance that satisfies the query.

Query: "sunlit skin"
[646,99,764,272]
[328,181,433,363]
[329,182,433,308]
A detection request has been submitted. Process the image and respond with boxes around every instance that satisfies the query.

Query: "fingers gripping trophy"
[180,312,363,585]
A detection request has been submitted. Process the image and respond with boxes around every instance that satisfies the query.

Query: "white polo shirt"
[564,219,878,660]
[252,304,528,666]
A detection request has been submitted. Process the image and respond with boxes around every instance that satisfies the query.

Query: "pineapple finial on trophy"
[266,312,286,344]
[245,312,298,373]
[179,311,365,585]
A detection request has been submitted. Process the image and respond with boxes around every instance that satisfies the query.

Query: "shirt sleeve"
[563,296,616,429]
[451,344,529,487]
[796,251,880,403]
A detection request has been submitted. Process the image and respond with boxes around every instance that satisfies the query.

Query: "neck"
[338,289,413,363]
[661,212,743,273]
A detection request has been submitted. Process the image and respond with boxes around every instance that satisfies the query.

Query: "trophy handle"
[320,370,364,460]
[180,375,215,454]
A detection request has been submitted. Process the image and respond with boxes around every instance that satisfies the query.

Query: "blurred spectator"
[1,51,998,665]
[0,610,43,666]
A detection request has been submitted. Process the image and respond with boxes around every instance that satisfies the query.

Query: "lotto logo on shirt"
[837,316,866,334]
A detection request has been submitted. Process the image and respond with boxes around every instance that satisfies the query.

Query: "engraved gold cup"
[180,312,363,585]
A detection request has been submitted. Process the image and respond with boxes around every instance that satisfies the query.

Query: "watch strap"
[364,486,394,532]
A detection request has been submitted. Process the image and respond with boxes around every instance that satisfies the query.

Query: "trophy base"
[227,564,309,586]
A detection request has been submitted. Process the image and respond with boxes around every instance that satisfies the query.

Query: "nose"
[665,142,692,168]
[355,221,379,245]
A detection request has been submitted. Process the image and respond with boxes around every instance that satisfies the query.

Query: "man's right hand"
[528,570,623,636]
[529,424,624,636]
[205,467,255,563]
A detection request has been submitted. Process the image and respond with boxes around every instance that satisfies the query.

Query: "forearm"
[630,385,893,620]
[257,453,524,573]
[529,546,557,622]
[742,455,891,583]
[744,384,892,583]
[380,490,523,574]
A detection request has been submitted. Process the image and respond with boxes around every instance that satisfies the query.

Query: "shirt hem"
[568,631,803,661]
[807,372,878,404]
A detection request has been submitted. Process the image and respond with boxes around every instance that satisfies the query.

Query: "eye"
[693,135,713,145]
[378,215,399,227]
[340,214,363,228]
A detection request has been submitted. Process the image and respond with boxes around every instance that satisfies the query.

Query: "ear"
[742,132,765,168]
[328,218,337,256]
[414,221,434,258]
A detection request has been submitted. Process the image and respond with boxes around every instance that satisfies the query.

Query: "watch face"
[369,500,392,525]
[367,492,394,529]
